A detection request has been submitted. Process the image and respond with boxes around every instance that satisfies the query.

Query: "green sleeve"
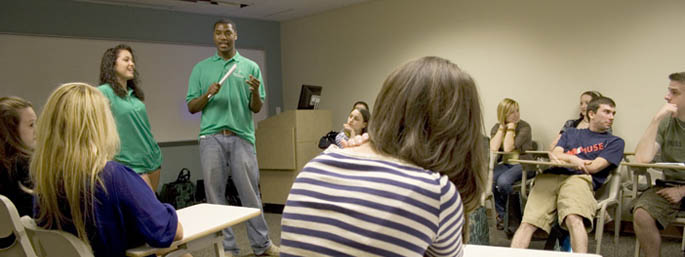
[186,64,202,103]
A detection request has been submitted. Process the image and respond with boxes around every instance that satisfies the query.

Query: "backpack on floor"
[318,131,338,149]
[468,206,489,245]
[159,168,196,209]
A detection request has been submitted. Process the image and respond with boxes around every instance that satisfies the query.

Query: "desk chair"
[593,166,623,254]
[512,161,623,254]
[625,164,685,257]
[0,194,37,257]
[484,150,534,231]
[20,216,93,257]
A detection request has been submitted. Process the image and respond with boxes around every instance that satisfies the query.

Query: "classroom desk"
[509,159,578,169]
[620,162,685,170]
[621,162,685,198]
[523,150,550,155]
[464,244,601,257]
[126,204,260,257]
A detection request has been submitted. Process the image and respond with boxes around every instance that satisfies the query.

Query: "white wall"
[281,0,685,151]
[0,34,268,142]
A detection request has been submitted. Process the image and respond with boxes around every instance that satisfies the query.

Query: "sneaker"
[256,244,280,256]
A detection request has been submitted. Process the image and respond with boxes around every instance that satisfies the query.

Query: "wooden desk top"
[621,162,685,170]
[523,150,550,155]
[126,204,261,257]
[464,244,601,257]
[509,159,577,168]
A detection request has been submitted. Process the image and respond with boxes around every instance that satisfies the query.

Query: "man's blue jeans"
[199,134,272,255]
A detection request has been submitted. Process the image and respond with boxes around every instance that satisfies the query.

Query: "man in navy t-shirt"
[511,97,625,253]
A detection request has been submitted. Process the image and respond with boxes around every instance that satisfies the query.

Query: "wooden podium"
[255,110,332,205]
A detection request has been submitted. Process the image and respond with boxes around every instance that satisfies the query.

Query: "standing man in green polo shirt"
[185,19,278,257]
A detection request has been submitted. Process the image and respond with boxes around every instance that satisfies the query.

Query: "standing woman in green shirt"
[97,44,163,191]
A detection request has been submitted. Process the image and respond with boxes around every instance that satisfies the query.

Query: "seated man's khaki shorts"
[631,186,683,229]
[522,173,597,233]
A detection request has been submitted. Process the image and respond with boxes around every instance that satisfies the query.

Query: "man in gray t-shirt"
[655,117,685,180]
[632,72,685,257]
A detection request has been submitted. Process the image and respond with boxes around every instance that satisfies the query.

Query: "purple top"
[37,161,178,257]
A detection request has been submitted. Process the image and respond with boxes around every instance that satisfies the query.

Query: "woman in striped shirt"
[281,56,486,257]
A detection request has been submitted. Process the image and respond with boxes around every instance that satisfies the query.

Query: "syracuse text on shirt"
[566,142,605,155]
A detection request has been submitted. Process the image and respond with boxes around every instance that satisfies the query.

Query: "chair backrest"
[595,167,621,203]
[20,216,94,257]
[0,194,37,257]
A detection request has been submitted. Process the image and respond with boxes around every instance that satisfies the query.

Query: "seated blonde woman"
[31,83,184,257]
[280,56,485,257]
[489,98,533,230]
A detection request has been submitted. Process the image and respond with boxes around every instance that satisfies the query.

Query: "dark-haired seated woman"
[0,96,36,248]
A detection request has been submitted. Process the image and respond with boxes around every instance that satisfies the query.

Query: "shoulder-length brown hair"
[369,56,486,216]
[99,44,144,100]
[0,96,33,171]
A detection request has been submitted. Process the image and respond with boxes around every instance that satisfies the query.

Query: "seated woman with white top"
[280,56,485,257]
[334,107,370,148]
[31,83,184,257]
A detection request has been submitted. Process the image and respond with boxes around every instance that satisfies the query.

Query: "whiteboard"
[0,33,268,143]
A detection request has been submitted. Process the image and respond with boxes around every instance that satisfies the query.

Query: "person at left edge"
[98,44,163,191]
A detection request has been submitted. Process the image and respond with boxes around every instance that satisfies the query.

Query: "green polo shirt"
[185,52,266,145]
[98,84,163,174]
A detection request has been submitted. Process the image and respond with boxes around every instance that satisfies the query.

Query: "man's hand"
[551,151,591,173]
[341,133,369,148]
[568,156,591,174]
[246,75,260,94]
[208,82,222,96]
[656,186,685,204]
[656,103,678,120]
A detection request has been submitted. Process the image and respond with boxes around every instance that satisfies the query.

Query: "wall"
[281,0,685,151]
[1,0,282,117]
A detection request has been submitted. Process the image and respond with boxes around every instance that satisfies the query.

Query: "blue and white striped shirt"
[281,148,465,257]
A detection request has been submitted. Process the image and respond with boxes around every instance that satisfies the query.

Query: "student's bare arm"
[635,103,676,163]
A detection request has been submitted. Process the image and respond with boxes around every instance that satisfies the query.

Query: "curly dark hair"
[99,44,144,101]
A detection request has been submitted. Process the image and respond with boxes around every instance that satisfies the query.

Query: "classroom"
[2,0,685,256]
